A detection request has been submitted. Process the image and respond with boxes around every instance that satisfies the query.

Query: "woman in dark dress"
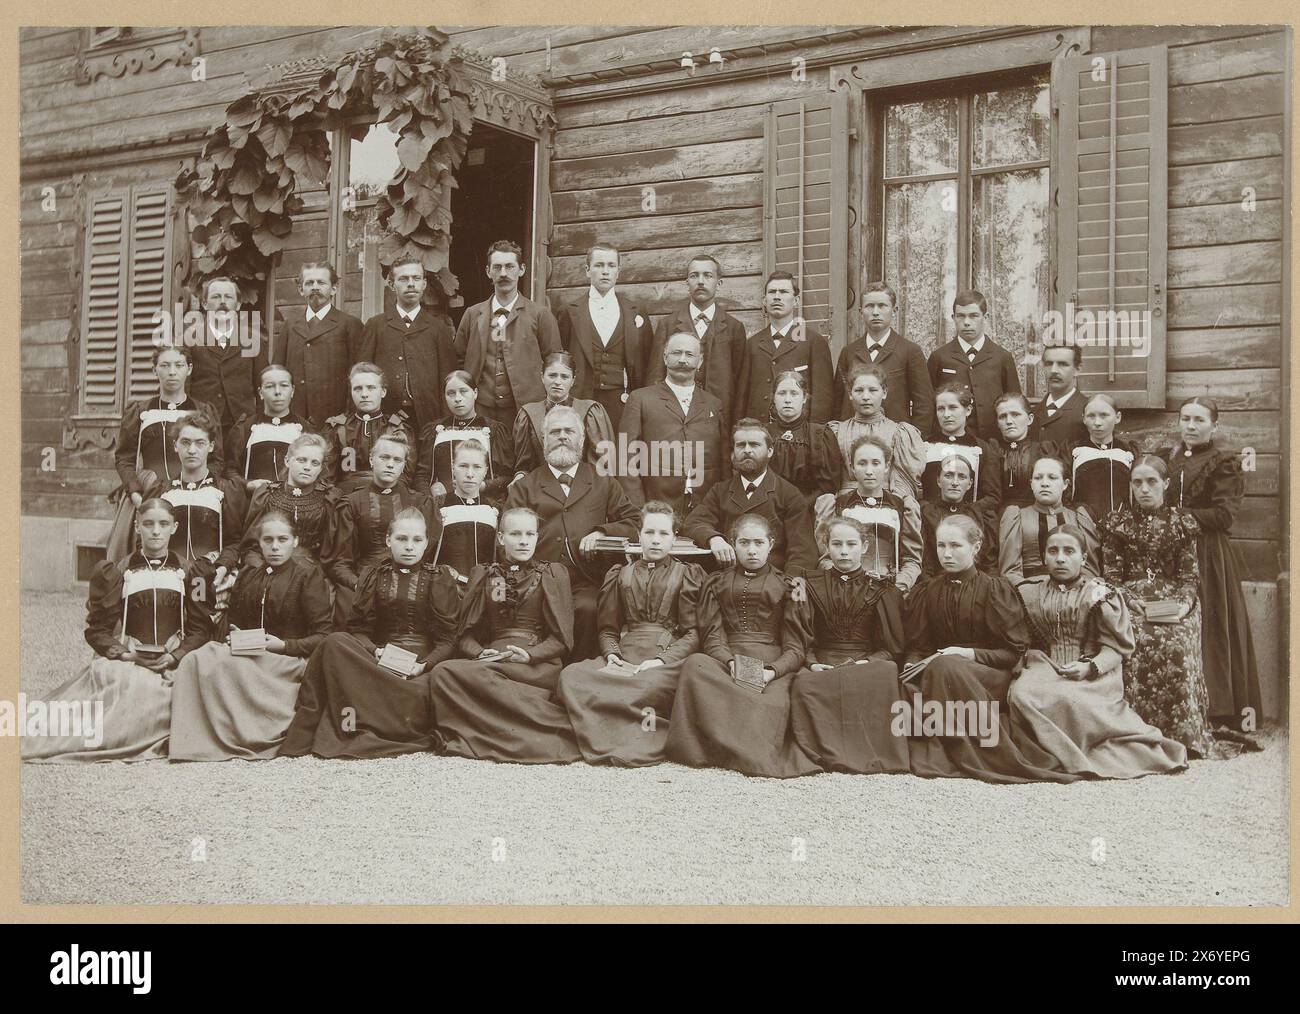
[1098,455,1216,757]
[920,453,997,576]
[414,370,513,502]
[666,514,819,778]
[1160,397,1262,738]
[558,501,710,767]
[904,515,1076,784]
[169,511,333,761]
[767,370,843,501]
[921,382,1001,521]
[999,454,1100,582]
[238,432,343,579]
[428,438,499,581]
[992,392,1060,513]
[511,352,615,479]
[1009,526,1187,778]
[1068,393,1138,521]
[787,515,910,775]
[283,508,461,759]
[23,499,211,762]
[428,507,582,764]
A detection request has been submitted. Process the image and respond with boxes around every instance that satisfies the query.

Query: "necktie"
[967,348,977,363]
[557,472,574,497]
[694,314,708,337]
[869,344,881,362]
[744,481,758,498]
[772,333,782,352]
[1046,401,1058,417]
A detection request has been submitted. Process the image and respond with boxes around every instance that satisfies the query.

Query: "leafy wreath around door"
[173,26,473,306]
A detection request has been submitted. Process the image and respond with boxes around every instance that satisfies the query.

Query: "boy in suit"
[736,271,834,424]
[1031,344,1088,446]
[556,242,653,430]
[833,282,935,434]
[926,289,1022,441]
[454,239,562,426]
[647,253,744,430]
[189,276,258,447]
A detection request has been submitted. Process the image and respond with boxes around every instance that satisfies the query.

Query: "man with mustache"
[647,253,743,430]
[189,276,258,449]
[1030,344,1088,446]
[505,404,641,658]
[926,289,1022,441]
[736,271,834,424]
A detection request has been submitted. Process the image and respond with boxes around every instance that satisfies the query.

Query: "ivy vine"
[174,27,473,306]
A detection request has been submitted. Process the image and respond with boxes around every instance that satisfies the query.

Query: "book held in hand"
[900,651,942,684]
[377,643,421,677]
[229,628,268,656]
[1143,599,1186,624]
[731,653,767,693]
[599,657,642,677]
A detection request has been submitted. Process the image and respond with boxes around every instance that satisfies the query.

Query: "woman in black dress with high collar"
[414,370,514,502]
[766,370,844,503]
[991,392,1061,517]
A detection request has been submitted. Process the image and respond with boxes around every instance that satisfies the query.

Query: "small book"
[900,651,942,684]
[377,643,420,677]
[1143,599,1185,624]
[599,657,641,677]
[229,628,268,656]
[590,536,630,553]
[477,648,512,662]
[732,654,767,693]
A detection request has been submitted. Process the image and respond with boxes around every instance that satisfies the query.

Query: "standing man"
[455,239,562,427]
[1030,345,1088,446]
[556,241,653,431]
[736,271,834,425]
[189,276,258,448]
[927,289,1022,441]
[833,282,934,435]
[262,262,363,428]
[648,253,743,430]
[506,404,641,658]
[617,331,727,514]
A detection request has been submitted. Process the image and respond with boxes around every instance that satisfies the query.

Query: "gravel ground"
[18,591,1291,907]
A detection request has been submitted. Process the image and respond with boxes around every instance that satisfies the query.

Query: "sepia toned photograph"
[11,19,1291,911]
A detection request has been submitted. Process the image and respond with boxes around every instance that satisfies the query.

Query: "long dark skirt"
[665,639,820,778]
[281,633,437,759]
[558,626,681,767]
[429,635,581,764]
[907,655,1077,783]
[789,649,910,774]
[1198,530,1262,724]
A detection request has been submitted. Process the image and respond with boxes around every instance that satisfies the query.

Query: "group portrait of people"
[23,237,1265,785]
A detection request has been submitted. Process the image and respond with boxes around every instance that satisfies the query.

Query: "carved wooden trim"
[75,27,200,85]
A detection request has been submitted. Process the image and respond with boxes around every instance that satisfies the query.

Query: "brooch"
[781,430,794,441]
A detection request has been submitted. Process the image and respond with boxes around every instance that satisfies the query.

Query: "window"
[879,72,1050,391]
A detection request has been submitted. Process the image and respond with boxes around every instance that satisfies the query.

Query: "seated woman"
[22,499,210,762]
[817,435,922,594]
[665,514,819,778]
[429,439,499,581]
[992,392,1060,509]
[169,511,332,761]
[428,507,581,764]
[826,364,924,501]
[787,515,908,774]
[767,370,842,502]
[329,429,433,621]
[905,515,1075,784]
[921,382,1001,521]
[998,454,1099,582]
[511,351,614,479]
[414,370,513,502]
[1009,525,1187,778]
[920,453,997,576]
[239,432,343,578]
[283,508,461,759]
[1068,393,1137,521]
[1099,455,1217,757]
[558,501,709,767]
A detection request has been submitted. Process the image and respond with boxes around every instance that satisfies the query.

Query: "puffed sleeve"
[114,402,145,492]
[421,566,463,667]
[903,576,939,663]
[889,421,925,501]
[315,485,347,580]
[215,478,248,573]
[868,581,905,661]
[583,401,616,470]
[413,422,437,494]
[534,562,574,662]
[1084,579,1136,677]
[814,424,844,497]
[976,577,1030,669]
[1170,508,1202,605]
[330,496,360,590]
[282,564,333,658]
[174,562,214,662]
[84,561,126,659]
[1074,504,1102,577]
[511,407,538,477]
[998,505,1024,582]
[897,495,923,592]
[596,564,626,658]
[698,571,731,666]
[236,483,274,569]
[656,563,706,666]
[772,572,811,678]
[346,563,382,654]
[483,418,514,501]
[975,439,1003,518]
[455,564,493,657]
[1194,451,1245,533]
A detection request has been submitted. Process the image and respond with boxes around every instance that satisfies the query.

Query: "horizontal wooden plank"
[18,30,78,65]
[1118,410,1280,454]
[1169,75,1285,126]
[20,367,69,394]
[554,106,765,160]
[548,275,764,316]
[1236,539,1281,582]
[1168,284,1281,328]
[1230,497,1282,542]
[21,319,74,346]
[1168,241,1282,288]
[1169,116,1284,165]
[21,492,117,522]
[551,206,763,256]
[1090,25,1285,52]
[551,138,765,191]
[20,344,69,370]
[551,173,762,224]
[1166,367,1281,411]
[1167,326,1281,371]
[548,242,763,288]
[1168,200,1281,247]
[1167,31,1287,86]
[1169,156,1283,207]
[1243,454,1280,497]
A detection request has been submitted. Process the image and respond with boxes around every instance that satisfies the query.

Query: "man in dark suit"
[455,239,562,426]
[358,256,456,432]
[261,262,363,428]
[682,417,814,572]
[926,288,1022,441]
[189,276,258,447]
[833,282,935,434]
[647,253,743,430]
[1030,344,1088,446]
[616,331,727,515]
[556,242,653,431]
[736,271,835,424]
[506,403,640,658]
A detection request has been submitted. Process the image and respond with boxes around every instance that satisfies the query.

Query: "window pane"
[884,180,958,354]
[972,80,1050,169]
[349,123,401,198]
[971,168,1050,393]
[884,97,958,178]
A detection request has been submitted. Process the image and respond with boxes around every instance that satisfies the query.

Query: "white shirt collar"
[397,304,420,321]
[957,335,986,356]
[305,304,332,322]
[588,286,617,308]
[770,320,796,339]
[1047,387,1078,409]
[742,471,768,489]
[664,378,695,401]
[491,293,520,315]
[691,303,715,322]
[548,463,578,481]
[866,331,890,350]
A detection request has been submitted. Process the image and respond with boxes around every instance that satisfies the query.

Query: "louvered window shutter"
[126,186,171,400]
[765,90,850,354]
[1056,45,1168,408]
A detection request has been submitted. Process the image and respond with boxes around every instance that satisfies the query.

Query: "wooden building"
[19,24,1290,712]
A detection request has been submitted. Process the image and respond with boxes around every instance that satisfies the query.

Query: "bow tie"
[556,472,574,485]
[965,348,977,361]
